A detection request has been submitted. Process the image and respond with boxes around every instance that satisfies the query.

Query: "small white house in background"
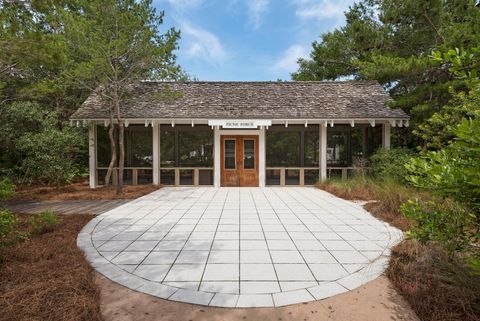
[70,81,409,188]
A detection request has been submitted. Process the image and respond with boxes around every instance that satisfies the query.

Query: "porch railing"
[96,167,152,186]
[159,167,214,186]
[265,167,320,186]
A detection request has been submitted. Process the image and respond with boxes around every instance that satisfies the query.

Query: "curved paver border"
[77,187,403,308]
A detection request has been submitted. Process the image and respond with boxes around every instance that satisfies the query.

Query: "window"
[224,139,236,169]
[198,169,213,185]
[304,169,319,185]
[96,126,112,167]
[160,126,213,168]
[304,130,319,167]
[125,127,152,167]
[266,169,281,185]
[160,130,175,167]
[266,131,301,167]
[178,131,213,167]
[266,125,319,167]
[96,125,152,168]
[243,139,255,169]
[285,169,300,185]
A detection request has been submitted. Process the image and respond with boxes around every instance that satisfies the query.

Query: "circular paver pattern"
[77,187,403,308]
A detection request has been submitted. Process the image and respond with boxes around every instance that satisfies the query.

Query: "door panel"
[221,135,258,187]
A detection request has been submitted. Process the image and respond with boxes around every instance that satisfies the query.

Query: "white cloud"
[228,0,269,29]
[246,0,269,29]
[292,0,354,24]
[270,44,309,74]
[180,21,228,65]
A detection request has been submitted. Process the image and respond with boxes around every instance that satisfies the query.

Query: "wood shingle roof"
[70,81,409,120]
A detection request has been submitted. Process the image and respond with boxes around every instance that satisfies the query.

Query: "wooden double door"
[221,135,259,187]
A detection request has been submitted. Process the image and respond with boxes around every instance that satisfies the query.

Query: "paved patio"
[77,187,402,308]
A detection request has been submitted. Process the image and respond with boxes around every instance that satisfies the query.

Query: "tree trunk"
[117,120,125,195]
[104,119,117,186]
[114,86,124,195]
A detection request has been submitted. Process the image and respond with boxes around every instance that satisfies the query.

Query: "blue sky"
[153,0,355,81]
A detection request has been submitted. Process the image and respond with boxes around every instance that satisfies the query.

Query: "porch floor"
[77,187,402,308]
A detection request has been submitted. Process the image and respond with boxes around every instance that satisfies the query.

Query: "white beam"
[88,124,97,189]
[259,126,266,187]
[382,123,391,150]
[319,124,327,182]
[153,123,160,185]
[350,119,355,127]
[368,119,375,127]
[213,126,221,187]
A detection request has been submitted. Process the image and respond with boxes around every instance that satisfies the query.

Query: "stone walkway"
[77,187,403,308]
[7,199,130,215]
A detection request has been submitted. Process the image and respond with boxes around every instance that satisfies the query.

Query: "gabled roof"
[70,81,409,120]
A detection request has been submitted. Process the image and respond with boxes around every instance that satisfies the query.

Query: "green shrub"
[401,198,477,253]
[17,127,85,186]
[370,148,414,182]
[0,209,19,243]
[30,210,60,234]
[0,101,87,186]
[406,118,480,213]
[0,178,15,204]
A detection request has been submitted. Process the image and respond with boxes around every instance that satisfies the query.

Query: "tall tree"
[0,0,88,117]
[63,0,181,193]
[293,0,480,149]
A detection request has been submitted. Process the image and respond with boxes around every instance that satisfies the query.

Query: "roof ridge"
[140,80,380,85]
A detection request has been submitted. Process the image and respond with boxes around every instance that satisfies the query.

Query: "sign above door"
[208,119,272,129]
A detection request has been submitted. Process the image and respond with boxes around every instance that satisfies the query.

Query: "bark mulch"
[13,180,160,201]
[0,214,103,321]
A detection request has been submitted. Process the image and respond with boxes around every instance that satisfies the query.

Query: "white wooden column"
[319,122,327,182]
[382,123,391,150]
[152,122,160,185]
[259,126,266,187]
[214,126,221,187]
[88,123,97,189]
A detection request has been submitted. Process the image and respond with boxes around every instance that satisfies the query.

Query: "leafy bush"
[0,101,87,186]
[0,102,57,168]
[0,210,19,244]
[405,118,480,258]
[401,198,477,253]
[30,211,60,235]
[406,118,480,213]
[0,179,15,205]
[16,127,85,186]
[370,148,414,182]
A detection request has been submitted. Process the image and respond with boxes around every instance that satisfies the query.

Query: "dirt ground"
[97,274,419,321]
[13,180,161,201]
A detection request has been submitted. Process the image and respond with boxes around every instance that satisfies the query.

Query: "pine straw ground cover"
[0,214,102,321]
[13,179,160,201]
[318,179,480,321]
